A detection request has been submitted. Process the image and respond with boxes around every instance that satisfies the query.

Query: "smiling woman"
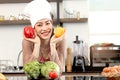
[22,0,66,73]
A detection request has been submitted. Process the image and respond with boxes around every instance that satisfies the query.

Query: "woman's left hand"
[50,32,65,45]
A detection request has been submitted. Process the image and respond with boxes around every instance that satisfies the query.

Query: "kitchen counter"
[3,71,107,80]
[1,66,106,80]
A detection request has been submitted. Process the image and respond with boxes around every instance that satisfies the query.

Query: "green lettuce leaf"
[23,60,43,79]
[41,61,60,79]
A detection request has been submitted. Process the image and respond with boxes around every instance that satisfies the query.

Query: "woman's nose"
[42,24,47,30]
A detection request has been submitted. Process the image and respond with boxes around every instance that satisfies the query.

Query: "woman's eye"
[46,22,50,25]
[36,24,42,27]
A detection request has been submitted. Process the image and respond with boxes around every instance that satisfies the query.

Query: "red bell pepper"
[24,26,35,38]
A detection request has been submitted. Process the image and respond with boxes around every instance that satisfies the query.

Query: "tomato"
[49,71,58,79]
[23,26,35,38]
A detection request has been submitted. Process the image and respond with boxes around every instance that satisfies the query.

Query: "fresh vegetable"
[23,26,35,38]
[49,71,58,79]
[23,60,61,79]
[41,61,60,79]
[54,25,65,38]
[23,60,43,79]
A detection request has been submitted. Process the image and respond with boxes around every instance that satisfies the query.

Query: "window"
[89,0,120,46]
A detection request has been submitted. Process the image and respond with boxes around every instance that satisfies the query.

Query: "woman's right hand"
[23,30,41,44]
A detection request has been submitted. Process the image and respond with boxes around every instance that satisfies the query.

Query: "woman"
[22,0,66,72]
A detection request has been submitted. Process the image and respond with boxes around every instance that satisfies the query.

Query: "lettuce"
[23,60,43,79]
[23,60,60,79]
[41,61,60,79]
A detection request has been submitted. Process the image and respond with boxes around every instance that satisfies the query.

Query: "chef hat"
[24,0,52,27]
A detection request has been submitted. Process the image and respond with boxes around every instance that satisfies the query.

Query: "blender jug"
[73,35,85,72]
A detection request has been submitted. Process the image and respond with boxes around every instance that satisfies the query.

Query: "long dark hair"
[50,12,54,38]
[51,28,54,38]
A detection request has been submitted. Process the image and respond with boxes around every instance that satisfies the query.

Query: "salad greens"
[23,60,43,79]
[41,61,60,79]
[23,60,60,79]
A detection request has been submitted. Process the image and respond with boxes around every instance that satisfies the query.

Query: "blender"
[72,35,85,72]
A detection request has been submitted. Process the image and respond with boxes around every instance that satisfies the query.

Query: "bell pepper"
[23,26,35,38]
[54,25,65,38]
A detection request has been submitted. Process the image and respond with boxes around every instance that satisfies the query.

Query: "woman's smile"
[41,31,50,36]
[40,29,51,38]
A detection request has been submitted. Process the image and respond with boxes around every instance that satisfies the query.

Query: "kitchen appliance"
[72,35,85,72]
[90,44,120,67]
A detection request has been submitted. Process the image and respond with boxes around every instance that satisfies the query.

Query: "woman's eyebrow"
[36,20,51,24]
[45,20,51,23]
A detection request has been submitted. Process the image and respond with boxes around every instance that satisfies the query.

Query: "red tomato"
[49,71,58,79]
[24,26,35,38]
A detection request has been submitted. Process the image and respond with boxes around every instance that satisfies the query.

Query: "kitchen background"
[0,0,89,66]
[0,0,120,67]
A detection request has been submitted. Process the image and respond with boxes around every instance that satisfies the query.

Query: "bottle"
[18,14,23,20]
[0,15,4,21]
[77,11,80,20]
[9,15,16,20]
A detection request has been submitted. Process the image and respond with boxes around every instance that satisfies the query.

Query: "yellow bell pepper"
[54,25,65,38]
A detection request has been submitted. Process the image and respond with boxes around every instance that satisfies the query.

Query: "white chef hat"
[24,0,52,27]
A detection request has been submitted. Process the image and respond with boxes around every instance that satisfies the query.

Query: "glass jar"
[9,15,16,20]
[0,15,4,21]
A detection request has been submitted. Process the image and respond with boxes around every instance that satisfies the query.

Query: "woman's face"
[34,19,53,40]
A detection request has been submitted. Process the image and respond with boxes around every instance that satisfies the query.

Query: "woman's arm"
[56,39,66,72]
[22,39,40,65]
[50,34,66,72]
